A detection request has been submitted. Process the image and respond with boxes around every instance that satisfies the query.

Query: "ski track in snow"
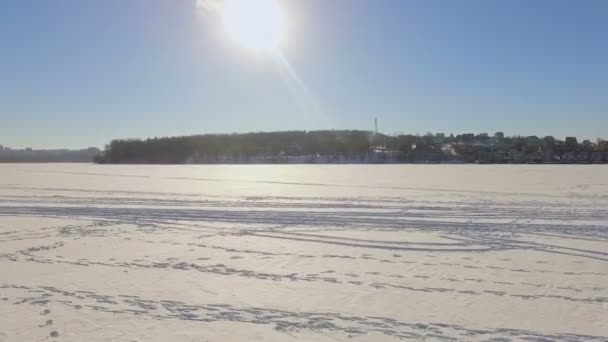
[0,164,607,341]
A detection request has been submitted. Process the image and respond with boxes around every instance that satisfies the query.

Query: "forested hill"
[94,131,608,164]
[94,130,397,164]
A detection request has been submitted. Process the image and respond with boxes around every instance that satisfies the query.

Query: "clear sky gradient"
[1,0,607,148]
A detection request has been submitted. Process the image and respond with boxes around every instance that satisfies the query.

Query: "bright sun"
[222,0,285,51]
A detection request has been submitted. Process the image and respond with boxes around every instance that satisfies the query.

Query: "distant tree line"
[95,130,390,164]
[94,131,608,164]
[0,147,101,163]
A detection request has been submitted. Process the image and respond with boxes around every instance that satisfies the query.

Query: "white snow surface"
[0,164,607,341]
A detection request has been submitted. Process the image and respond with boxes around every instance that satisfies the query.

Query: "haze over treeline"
[94,130,608,164]
[0,147,101,163]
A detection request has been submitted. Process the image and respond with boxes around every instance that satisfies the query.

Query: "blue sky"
[1,0,607,148]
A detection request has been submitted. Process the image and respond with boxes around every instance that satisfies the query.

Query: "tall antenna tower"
[374,117,378,135]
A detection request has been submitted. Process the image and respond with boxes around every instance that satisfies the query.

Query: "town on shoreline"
[90,131,608,164]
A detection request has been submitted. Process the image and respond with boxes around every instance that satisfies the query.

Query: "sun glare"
[222,0,285,51]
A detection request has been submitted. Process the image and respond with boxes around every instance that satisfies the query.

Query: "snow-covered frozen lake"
[1,164,607,341]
